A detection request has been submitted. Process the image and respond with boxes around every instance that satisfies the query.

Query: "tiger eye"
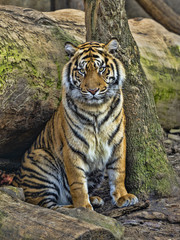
[79,69,85,74]
[99,67,106,73]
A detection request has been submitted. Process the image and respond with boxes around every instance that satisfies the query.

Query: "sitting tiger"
[12,39,138,210]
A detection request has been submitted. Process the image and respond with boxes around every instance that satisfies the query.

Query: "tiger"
[12,39,138,210]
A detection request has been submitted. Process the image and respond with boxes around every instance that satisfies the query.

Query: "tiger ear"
[105,38,119,54]
[65,42,77,57]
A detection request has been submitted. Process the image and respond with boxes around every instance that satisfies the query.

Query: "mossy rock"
[0,5,78,163]
[129,18,180,130]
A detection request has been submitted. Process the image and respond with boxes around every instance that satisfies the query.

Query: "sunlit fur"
[12,39,138,210]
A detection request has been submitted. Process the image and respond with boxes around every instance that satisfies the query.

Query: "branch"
[100,201,150,219]
[135,0,180,35]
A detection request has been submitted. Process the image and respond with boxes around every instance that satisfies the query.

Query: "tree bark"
[135,0,180,35]
[0,186,123,240]
[84,0,178,197]
[50,0,56,11]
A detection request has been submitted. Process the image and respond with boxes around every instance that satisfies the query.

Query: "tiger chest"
[86,130,113,170]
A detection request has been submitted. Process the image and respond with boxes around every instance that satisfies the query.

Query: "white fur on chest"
[86,134,112,170]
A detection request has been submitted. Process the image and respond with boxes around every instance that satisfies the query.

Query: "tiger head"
[63,39,125,104]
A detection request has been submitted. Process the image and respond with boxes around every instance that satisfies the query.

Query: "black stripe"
[107,136,124,168]
[67,62,72,82]
[66,94,93,125]
[66,62,75,90]
[110,63,115,75]
[21,166,46,178]
[112,59,120,84]
[46,117,55,151]
[25,189,55,197]
[65,112,89,147]
[42,149,60,170]
[69,144,88,164]
[24,175,60,194]
[75,166,86,174]
[40,130,46,147]
[106,157,119,169]
[39,198,56,206]
[97,50,104,55]
[78,106,97,118]
[108,117,123,145]
[113,107,122,122]
[48,203,59,208]
[23,157,59,182]
[106,167,119,171]
[81,54,91,60]
[22,182,50,189]
[38,196,58,207]
[105,57,109,64]
[69,122,89,147]
[62,125,88,165]
[39,191,59,199]
[99,96,120,130]
[92,54,100,58]
[79,42,94,47]
[75,59,78,66]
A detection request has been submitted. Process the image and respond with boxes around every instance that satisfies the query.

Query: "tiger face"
[63,39,125,104]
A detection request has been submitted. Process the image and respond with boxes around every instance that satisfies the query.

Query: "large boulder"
[129,18,180,130]
[0,6,78,164]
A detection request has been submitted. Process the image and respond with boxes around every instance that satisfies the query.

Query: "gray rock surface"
[0,6,76,162]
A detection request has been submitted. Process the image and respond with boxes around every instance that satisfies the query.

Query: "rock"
[0,189,124,240]
[44,9,86,42]
[56,207,124,240]
[163,139,173,145]
[170,128,180,134]
[0,0,51,11]
[0,5,77,164]
[168,134,180,141]
[168,213,180,223]
[129,18,180,130]
[0,186,25,201]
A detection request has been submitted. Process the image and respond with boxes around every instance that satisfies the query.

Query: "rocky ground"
[94,128,180,240]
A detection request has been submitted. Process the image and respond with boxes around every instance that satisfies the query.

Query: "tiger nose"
[87,88,99,95]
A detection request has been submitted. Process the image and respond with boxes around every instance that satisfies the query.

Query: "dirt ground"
[95,129,180,240]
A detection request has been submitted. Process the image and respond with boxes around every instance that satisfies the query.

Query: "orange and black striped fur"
[12,39,138,210]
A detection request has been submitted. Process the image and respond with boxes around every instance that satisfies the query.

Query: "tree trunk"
[135,0,180,35]
[84,0,178,197]
[0,186,123,240]
[50,0,56,11]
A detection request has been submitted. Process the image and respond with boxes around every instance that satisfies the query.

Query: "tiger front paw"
[114,193,138,208]
[63,203,93,210]
[90,196,104,208]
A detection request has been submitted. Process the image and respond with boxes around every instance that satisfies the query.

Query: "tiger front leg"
[63,152,93,210]
[107,136,138,208]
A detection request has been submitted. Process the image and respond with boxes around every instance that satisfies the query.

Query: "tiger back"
[12,39,138,210]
